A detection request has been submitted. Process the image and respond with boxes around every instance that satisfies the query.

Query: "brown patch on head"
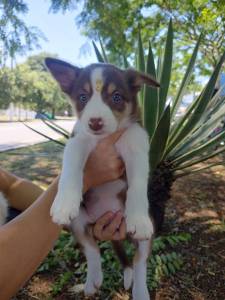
[125,68,160,93]
[45,57,81,94]
[69,66,97,116]
[70,80,93,116]
[84,82,91,93]
[101,65,139,123]
[107,82,116,94]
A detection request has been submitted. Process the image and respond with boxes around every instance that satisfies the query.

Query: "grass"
[0,141,63,187]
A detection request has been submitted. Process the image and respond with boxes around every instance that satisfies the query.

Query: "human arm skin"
[0,131,126,299]
[0,168,44,211]
[0,177,60,299]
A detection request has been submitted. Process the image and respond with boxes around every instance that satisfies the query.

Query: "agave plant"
[25,20,225,232]
[91,20,225,231]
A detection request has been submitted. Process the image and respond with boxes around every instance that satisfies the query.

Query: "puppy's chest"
[83,179,127,223]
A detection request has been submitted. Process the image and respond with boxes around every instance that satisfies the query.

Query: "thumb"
[102,129,126,145]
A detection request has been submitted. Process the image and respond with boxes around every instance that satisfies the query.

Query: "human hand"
[83,130,125,191]
[92,211,126,241]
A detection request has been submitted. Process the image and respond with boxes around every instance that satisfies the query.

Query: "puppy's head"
[45,58,159,135]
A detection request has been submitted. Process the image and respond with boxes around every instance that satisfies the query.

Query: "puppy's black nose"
[88,118,104,132]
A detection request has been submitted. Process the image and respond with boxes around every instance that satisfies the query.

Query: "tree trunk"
[148,161,175,233]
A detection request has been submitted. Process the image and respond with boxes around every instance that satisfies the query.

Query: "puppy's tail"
[0,192,8,226]
[112,241,133,290]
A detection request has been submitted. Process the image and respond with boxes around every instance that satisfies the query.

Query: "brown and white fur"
[45,58,160,300]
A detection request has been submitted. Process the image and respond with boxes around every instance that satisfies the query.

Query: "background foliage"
[37,231,191,296]
[0,0,44,68]
[50,0,225,89]
[0,52,70,116]
[1,0,224,112]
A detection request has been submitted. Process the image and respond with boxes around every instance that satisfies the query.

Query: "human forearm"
[5,178,44,211]
[0,167,43,211]
[0,177,61,299]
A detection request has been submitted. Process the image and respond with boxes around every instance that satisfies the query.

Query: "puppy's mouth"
[85,124,117,136]
[92,131,104,135]
[87,128,106,136]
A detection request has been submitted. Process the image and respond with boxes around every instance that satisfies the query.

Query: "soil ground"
[0,142,224,300]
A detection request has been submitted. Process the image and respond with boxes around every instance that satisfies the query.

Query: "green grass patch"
[0,141,63,186]
[38,231,191,297]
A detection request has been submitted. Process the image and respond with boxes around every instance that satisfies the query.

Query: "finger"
[102,211,123,236]
[118,163,125,176]
[118,219,126,239]
[96,211,114,227]
[93,212,114,239]
[111,219,126,240]
[102,129,126,145]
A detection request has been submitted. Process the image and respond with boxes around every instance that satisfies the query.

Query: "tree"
[0,67,14,108]
[13,55,69,117]
[49,0,225,77]
[26,52,58,72]
[0,53,69,117]
[0,0,44,67]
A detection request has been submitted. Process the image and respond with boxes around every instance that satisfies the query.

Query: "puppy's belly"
[83,179,127,223]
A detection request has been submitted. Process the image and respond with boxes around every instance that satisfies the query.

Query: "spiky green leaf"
[99,37,108,62]
[22,122,65,146]
[92,41,105,63]
[175,160,225,178]
[156,51,162,81]
[42,119,70,139]
[158,19,173,119]
[171,130,225,166]
[171,34,202,118]
[171,95,225,157]
[173,145,225,170]
[150,105,170,172]
[167,50,225,156]
[137,29,145,107]
[143,40,158,138]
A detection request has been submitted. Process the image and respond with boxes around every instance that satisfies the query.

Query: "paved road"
[0,120,75,152]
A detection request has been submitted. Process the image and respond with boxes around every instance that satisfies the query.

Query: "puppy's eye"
[112,92,123,103]
[79,94,88,102]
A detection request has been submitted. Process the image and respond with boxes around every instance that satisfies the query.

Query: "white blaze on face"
[80,67,118,135]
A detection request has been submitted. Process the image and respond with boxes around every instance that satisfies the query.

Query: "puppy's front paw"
[126,213,154,240]
[50,189,81,225]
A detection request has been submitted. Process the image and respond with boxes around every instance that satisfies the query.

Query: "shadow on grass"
[0,141,64,185]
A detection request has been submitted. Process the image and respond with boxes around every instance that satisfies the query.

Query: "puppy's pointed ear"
[45,58,81,95]
[125,68,160,93]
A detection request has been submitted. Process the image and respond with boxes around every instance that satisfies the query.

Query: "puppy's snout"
[88,118,104,132]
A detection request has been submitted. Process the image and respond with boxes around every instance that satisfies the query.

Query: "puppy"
[46,58,159,300]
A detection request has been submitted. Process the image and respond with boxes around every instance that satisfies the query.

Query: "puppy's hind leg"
[132,239,152,300]
[112,241,133,290]
[71,211,103,296]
